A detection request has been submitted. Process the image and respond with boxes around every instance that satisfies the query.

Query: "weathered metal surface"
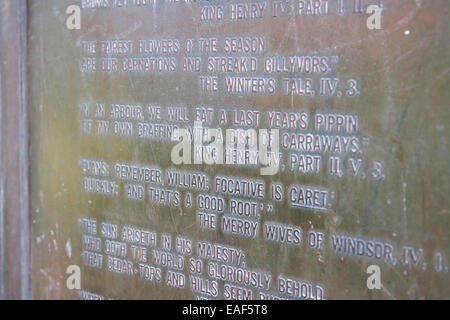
[0,0,30,300]
[29,0,449,299]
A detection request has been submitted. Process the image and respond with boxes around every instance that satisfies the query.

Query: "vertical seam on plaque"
[0,5,5,300]
[18,0,30,300]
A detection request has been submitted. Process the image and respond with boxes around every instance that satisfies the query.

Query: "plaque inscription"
[29,0,449,299]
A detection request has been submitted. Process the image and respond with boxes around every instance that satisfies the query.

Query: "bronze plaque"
[29,0,449,300]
